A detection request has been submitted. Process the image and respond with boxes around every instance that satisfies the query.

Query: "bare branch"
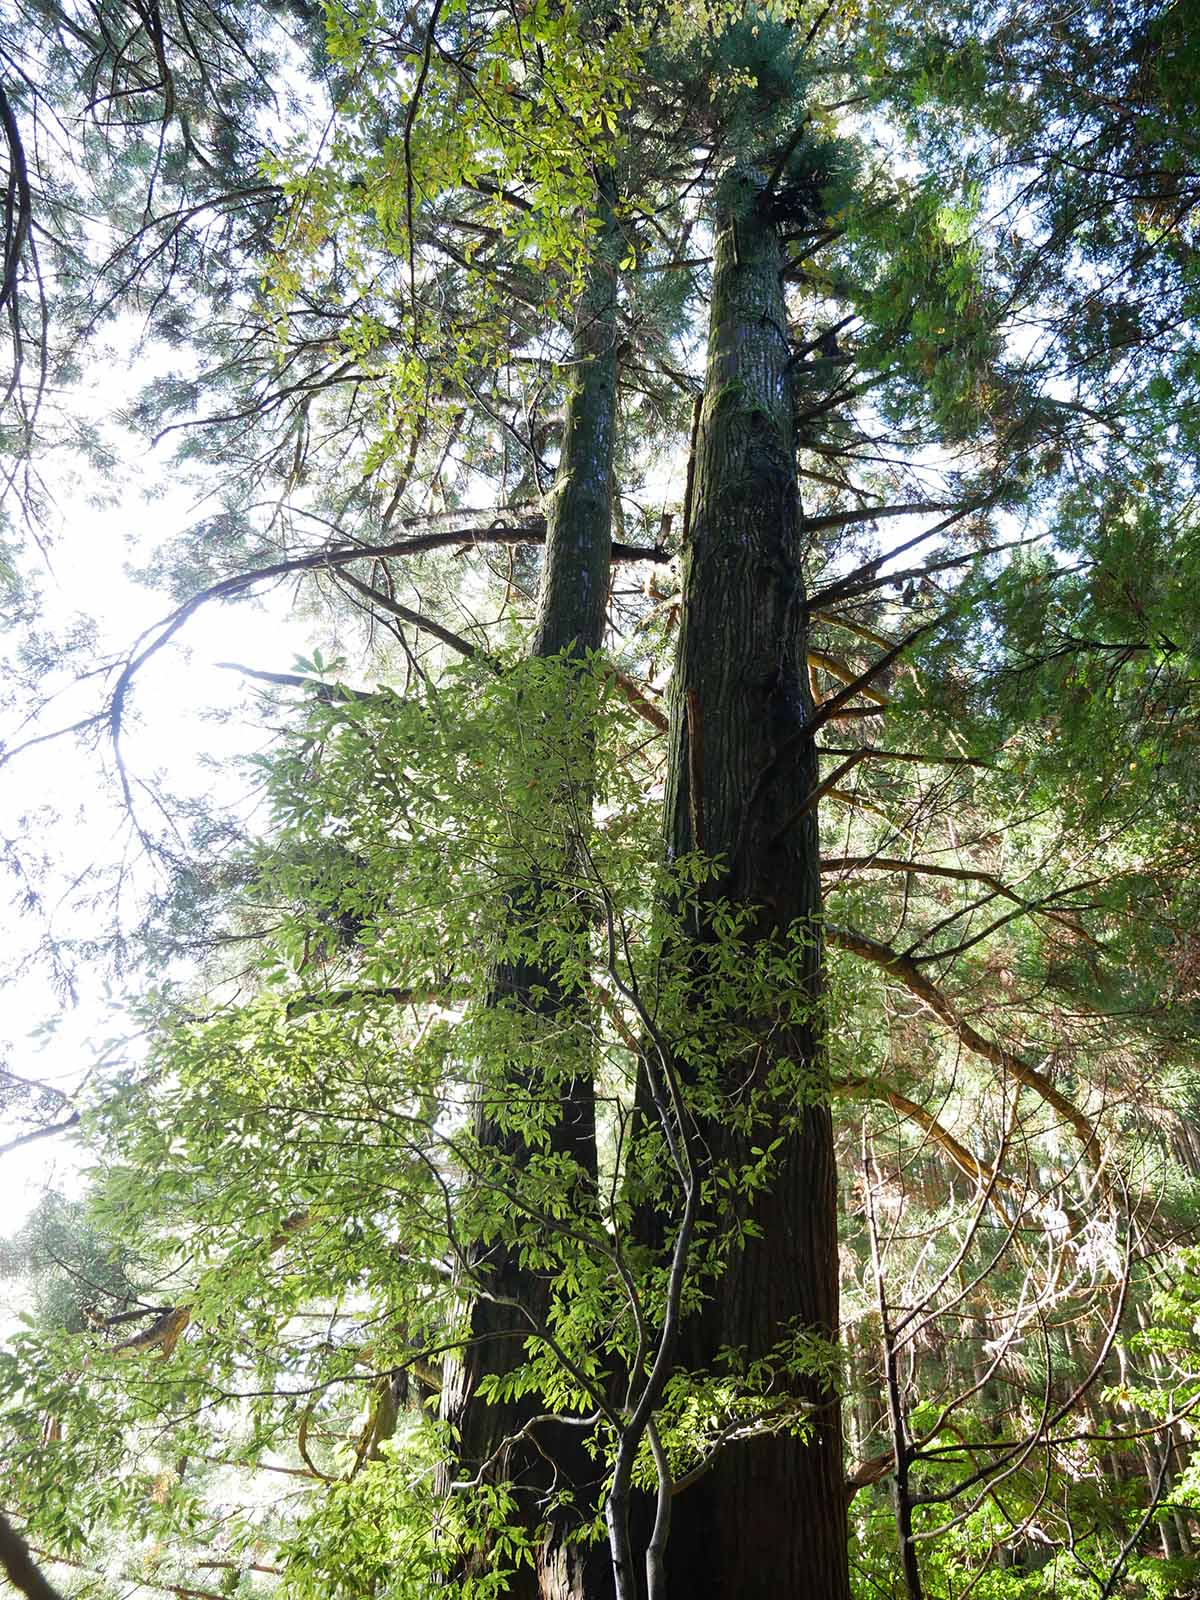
[826,925,1101,1164]
[0,1113,80,1159]
[835,1075,1015,1198]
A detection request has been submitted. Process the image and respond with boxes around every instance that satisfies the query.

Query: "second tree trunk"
[657,171,850,1600]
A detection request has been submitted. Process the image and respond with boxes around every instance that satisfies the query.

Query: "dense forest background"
[2,0,1200,1596]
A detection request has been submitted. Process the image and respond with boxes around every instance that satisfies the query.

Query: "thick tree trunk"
[441,192,619,1600]
[656,173,850,1600]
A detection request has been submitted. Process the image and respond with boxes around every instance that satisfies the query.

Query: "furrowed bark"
[653,173,850,1600]
[441,188,619,1600]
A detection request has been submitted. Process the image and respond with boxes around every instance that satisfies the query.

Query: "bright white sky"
[0,383,315,1226]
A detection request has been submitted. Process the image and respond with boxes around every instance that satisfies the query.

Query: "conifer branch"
[826,925,1101,1165]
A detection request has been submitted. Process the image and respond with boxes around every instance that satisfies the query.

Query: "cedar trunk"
[441,196,618,1600]
[657,174,850,1600]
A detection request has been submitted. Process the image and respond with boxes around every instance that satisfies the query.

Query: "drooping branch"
[333,568,499,667]
[834,1074,1016,1199]
[118,520,656,704]
[57,518,664,800]
[826,925,1101,1164]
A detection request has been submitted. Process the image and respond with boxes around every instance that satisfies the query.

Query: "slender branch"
[285,985,445,1019]
[805,535,1038,613]
[864,1136,924,1600]
[772,751,867,842]
[802,499,999,610]
[743,619,942,826]
[808,650,890,705]
[817,748,989,769]
[0,1114,80,1158]
[834,1075,1014,1199]
[1098,1449,1171,1600]
[0,85,32,316]
[804,616,944,739]
[826,925,1101,1164]
[801,502,952,535]
[214,662,374,701]
[333,568,498,666]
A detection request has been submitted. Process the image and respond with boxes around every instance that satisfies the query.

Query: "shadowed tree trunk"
[441,185,620,1600]
[654,169,850,1600]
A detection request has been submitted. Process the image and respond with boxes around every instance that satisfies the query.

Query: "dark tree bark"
[0,1515,66,1600]
[654,171,850,1600]
[441,188,619,1600]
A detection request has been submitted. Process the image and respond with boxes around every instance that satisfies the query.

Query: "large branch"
[93,520,664,803]
[834,1076,1016,1209]
[843,1451,894,1505]
[608,669,668,733]
[6,1531,227,1600]
[826,925,1100,1164]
